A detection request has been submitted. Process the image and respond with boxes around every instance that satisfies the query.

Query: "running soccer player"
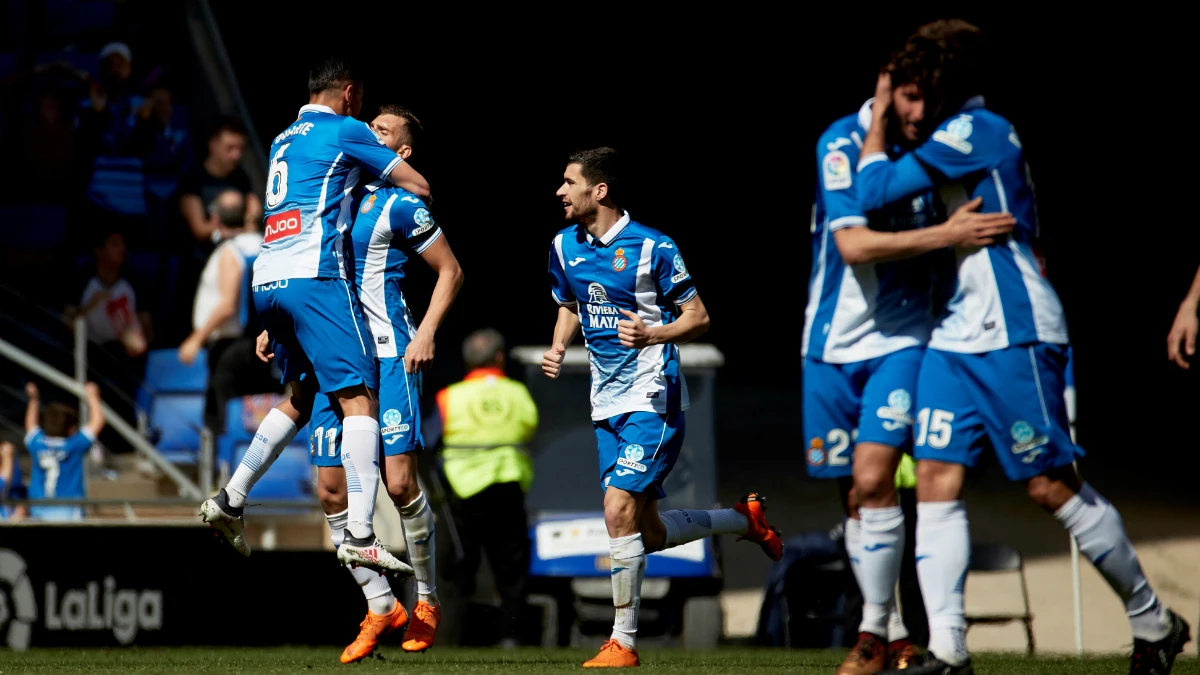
[306,105,463,663]
[806,96,1015,674]
[854,20,1190,675]
[541,147,783,668]
[199,57,431,576]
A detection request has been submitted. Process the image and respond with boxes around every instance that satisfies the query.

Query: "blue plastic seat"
[149,392,205,458]
[139,348,208,464]
[230,441,314,504]
[218,394,311,479]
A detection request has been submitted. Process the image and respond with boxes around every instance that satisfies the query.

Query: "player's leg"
[376,359,441,652]
[980,344,1189,672]
[881,349,985,675]
[854,348,923,669]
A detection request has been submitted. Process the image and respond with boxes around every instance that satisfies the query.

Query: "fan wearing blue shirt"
[541,147,783,668]
[200,58,432,578]
[860,20,1188,675]
[22,382,105,522]
[1,441,28,521]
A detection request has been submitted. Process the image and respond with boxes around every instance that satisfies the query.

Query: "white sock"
[916,501,971,666]
[887,594,909,642]
[225,409,297,508]
[341,415,380,541]
[399,491,438,606]
[659,508,749,548]
[859,506,905,638]
[843,517,867,617]
[1055,483,1170,641]
[609,533,646,650]
[327,509,395,615]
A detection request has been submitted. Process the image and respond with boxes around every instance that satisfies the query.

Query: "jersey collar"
[960,95,986,112]
[298,103,336,117]
[465,367,505,381]
[584,211,631,247]
[857,98,874,132]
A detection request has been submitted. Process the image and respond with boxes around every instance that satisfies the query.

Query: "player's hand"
[1167,305,1198,369]
[944,196,1016,249]
[25,381,38,399]
[255,330,274,363]
[83,382,101,399]
[873,70,893,114]
[404,333,435,374]
[178,335,202,366]
[542,343,566,379]
[618,309,654,350]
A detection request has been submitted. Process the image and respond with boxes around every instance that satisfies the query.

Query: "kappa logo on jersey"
[411,208,435,236]
[616,444,647,473]
[1010,420,1048,462]
[823,149,852,191]
[360,193,377,214]
[878,388,914,431]
[612,248,628,272]
[671,254,690,283]
[264,209,302,243]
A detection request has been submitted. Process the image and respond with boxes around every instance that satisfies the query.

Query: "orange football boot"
[339,599,408,664]
[582,639,640,668]
[732,493,784,561]
[401,600,440,652]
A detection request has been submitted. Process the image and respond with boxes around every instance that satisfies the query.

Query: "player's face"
[209,131,246,172]
[557,163,598,222]
[892,83,925,143]
[370,114,411,156]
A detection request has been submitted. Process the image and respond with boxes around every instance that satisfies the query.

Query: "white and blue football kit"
[548,213,695,499]
[802,100,941,479]
[856,97,1081,481]
[254,104,408,395]
[25,426,93,521]
[309,183,442,467]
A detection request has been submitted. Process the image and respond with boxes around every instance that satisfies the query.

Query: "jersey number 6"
[265,143,291,209]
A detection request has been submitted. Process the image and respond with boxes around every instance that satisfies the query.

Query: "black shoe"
[1130,610,1191,674]
[880,653,973,675]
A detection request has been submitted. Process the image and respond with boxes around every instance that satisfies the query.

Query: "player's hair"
[888,18,986,124]
[41,401,79,438]
[568,147,623,203]
[308,56,361,96]
[209,188,246,229]
[462,328,505,370]
[376,104,423,147]
[208,114,248,141]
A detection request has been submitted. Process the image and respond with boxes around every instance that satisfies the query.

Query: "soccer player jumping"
[853,21,1189,675]
[199,57,430,577]
[541,147,783,668]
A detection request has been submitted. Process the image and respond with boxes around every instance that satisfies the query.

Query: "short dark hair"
[308,56,360,96]
[41,401,79,437]
[462,328,505,370]
[208,115,248,141]
[568,147,623,203]
[210,188,246,228]
[889,19,986,123]
[376,104,423,147]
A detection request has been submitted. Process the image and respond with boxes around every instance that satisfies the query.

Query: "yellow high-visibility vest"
[437,368,538,500]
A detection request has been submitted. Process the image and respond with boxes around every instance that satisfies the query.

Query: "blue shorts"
[308,357,423,468]
[253,277,378,394]
[803,347,922,479]
[595,411,685,500]
[913,344,1083,481]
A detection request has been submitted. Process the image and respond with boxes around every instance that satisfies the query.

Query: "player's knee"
[386,472,419,505]
[317,478,347,514]
[1026,474,1075,512]
[603,496,638,536]
[853,464,895,505]
[915,460,964,502]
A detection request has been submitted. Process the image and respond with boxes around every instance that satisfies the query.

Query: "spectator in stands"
[132,82,193,244]
[21,87,78,201]
[23,381,105,521]
[0,440,29,521]
[179,188,278,433]
[76,41,137,162]
[170,115,260,344]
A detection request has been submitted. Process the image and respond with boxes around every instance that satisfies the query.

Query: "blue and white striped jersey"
[803,99,940,364]
[856,97,1068,353]
[548,214,696,421]
[254,104,405,285]
[347,182,442,358]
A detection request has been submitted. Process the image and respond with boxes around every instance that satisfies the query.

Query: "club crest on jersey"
[360,193,377,214]
[806,437,826,466]
[264,209,301,243]
[612,248,628,272]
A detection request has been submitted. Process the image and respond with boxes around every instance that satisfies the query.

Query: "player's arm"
[1168,263,1200,369]
[179,248,242,365]
[835,197,1015,264]
[618,237,709,349]
[405,236,465,374]
[338,119,431,199]
[24,382,39,434]
[542,304,581,379]
[179,193,216,242]
[82,382,105,438]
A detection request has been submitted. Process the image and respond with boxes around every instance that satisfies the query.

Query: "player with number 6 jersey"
[199,57,432,579]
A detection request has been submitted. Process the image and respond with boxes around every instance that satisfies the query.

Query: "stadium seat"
[139,348,208,465]
[218,394,311,481]
[86,156,147,216]
[965,541,1035,654]
[229,441,313,501]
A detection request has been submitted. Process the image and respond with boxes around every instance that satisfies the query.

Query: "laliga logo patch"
[806,438,826,466]
[360,193,377,214]
[612,248,628,272]
[0,549,37,651]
